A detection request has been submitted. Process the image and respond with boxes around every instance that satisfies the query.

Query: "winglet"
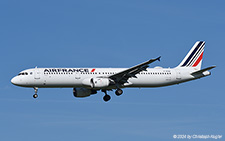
[157,56,161,61]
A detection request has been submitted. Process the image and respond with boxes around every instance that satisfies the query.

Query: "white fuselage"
[11,67,210,89]
[10,41,215,101]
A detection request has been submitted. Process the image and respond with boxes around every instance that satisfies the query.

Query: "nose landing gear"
[33,87,38,99]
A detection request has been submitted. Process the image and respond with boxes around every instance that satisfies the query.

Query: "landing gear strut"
[115,89,123,96]
[33,87,38,99]
[102,90,111,102]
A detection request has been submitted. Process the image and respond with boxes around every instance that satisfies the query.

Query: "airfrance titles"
[44,68,89,73]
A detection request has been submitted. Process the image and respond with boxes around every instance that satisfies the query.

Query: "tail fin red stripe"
[192,52,203,67]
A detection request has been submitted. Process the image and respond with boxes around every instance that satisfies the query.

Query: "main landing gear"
[102,89,123,102]
[33,87,38,99]
[115,89,123,96]
[102,90,111,102]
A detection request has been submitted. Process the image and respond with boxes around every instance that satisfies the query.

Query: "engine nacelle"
[73,88,97,98]
[82,78,112,88]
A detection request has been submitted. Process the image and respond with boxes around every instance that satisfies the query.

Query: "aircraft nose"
[11,77,19,85]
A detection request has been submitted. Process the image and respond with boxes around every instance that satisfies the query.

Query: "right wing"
[109,57,161,85]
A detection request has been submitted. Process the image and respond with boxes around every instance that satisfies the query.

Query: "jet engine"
[73,88,97,97]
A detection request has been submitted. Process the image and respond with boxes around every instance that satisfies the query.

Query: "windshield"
[18,72,28,76]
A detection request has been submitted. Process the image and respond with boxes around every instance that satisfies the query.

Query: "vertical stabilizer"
[177,41,205,70]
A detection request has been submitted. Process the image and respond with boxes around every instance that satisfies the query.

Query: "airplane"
[11,41,215,102]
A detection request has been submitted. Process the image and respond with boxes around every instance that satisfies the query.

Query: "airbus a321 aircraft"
[11,41,215,102]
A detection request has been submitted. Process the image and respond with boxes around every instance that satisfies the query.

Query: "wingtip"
[211,65,216,69]
[157,56,161,61]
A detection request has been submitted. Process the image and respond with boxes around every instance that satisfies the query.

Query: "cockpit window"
[18,72,29,76]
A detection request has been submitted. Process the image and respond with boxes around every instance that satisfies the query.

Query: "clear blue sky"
[0,0,224,140]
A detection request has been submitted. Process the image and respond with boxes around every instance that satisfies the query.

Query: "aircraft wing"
[109,57,161,85]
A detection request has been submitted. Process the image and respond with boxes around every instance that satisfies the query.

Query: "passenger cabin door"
[75,72,81,80]
[34,67,41,79]
[176,70,181,80]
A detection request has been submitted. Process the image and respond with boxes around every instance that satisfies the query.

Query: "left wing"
[109,57,161,85]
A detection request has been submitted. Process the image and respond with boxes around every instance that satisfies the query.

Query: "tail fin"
[177,41,205,70]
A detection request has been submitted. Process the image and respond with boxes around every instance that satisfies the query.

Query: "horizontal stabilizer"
[191,66,216,75]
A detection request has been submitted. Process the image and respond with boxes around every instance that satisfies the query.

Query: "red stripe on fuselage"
[91,69,96,72]
[192,52,204,67]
